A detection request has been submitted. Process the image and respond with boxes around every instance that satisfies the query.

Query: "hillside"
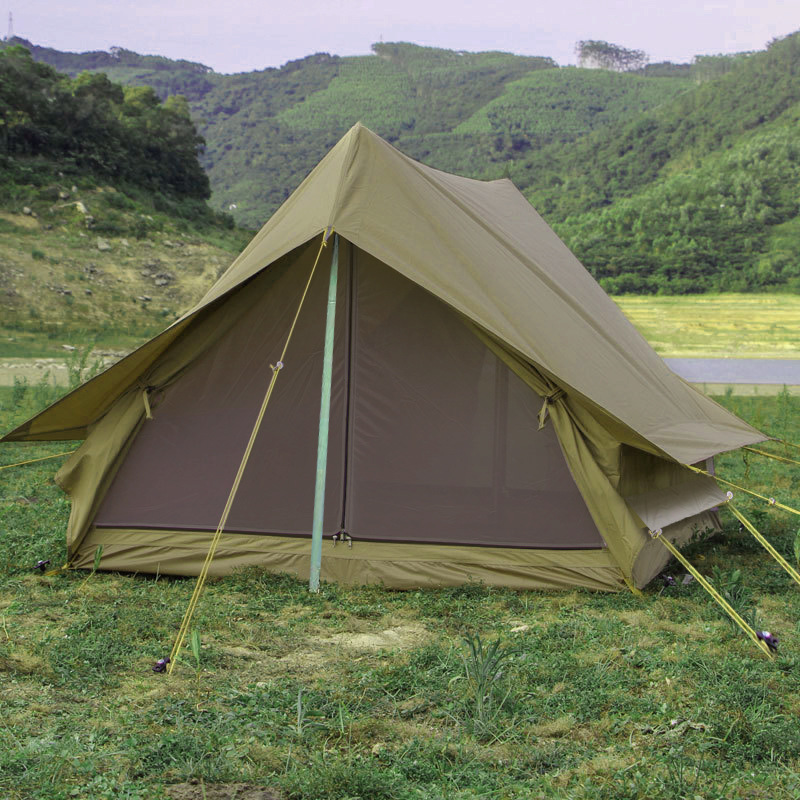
[15,39,684,224]
[8,33,800,293]
[0,46,250,340]
[0,199,245,344]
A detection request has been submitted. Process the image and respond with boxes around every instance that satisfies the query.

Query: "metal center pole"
[309,233,339,592]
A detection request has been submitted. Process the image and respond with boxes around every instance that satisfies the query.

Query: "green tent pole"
[309,233,339,592]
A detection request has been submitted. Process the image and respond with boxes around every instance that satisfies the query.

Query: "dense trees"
[0,45,209,198]
[575,41,649,72]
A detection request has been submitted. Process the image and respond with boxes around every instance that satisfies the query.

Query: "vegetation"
[0,45,210,199]
[520,33,800,292]
[556,120,800,293]
[0,174,248,338]
[0,44,254,339]
[575,40,649,71]
[612,293,800,358]
[1,381,799,798]
[16,31,800,294]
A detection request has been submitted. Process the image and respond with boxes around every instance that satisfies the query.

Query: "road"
[664,358,800,385]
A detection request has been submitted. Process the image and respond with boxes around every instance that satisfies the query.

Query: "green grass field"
[613,294,800,358]
[1,385,799,799]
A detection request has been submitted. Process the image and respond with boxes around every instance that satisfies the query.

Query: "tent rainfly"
[3,123,767,592]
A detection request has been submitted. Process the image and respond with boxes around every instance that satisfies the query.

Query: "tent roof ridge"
[327,123,365,231]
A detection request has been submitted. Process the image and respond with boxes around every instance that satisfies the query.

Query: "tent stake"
[310,233,339,592]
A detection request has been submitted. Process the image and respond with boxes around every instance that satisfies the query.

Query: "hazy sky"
[8,1,799,73]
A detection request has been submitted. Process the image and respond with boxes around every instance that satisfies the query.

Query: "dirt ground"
[165,781,281,800]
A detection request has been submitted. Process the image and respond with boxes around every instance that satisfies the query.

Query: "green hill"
[521,33,800,292]
[8,33,800,293]
[0,45,249,341]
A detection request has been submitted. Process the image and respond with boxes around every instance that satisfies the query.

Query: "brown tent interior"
[93,242,602,550]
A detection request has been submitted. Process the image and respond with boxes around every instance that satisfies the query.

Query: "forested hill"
[10,33,800,293]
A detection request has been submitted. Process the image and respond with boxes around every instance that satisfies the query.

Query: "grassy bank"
[614,293,800,358]
[1,386,799,799]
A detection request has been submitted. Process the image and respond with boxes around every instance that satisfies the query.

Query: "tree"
[575,41,649,72]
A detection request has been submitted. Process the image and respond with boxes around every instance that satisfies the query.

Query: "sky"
[6,0,799,74]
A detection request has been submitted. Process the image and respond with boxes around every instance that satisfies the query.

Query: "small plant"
[190,629,202,670]
[459,632,518,738]
[92,544,104,573]
[711,565,762,634]
[793,528,800,569]
[76,544,104,591]
[189,628,207,710]
[63,343,105,390]
[31,248,45,260]
[288,688,326,740]
[663,746,733,797]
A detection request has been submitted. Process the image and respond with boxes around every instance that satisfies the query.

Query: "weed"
[710,565,763,634]
[458,632,519,739]
[288,689,326,741]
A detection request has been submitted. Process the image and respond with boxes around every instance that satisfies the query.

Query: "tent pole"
[309,233,339,592]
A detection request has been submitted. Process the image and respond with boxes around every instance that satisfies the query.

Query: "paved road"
[665,358,800,385]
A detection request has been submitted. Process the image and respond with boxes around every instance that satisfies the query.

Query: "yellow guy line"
[167,232,332,675]
[0,450,77,471]
[727,502,800,589]
[772,438,800,453]
[743,446,800,467]
[649,529,773,659]
[685,464,800,517]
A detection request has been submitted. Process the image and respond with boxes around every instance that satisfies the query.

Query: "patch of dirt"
[319,624,429,650]
[221,645,265,660]
[166,782,281,800]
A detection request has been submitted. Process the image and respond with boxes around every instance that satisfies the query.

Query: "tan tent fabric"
[625,473,726,532]
[71,528,624,592]
[1,124,766,591]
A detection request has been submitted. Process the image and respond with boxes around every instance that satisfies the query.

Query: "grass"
[2,292,799,363]
[613,293,800,358]
[1,385,799,798]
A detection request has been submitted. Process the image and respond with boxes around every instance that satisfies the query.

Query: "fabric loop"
[136,381,155,420]
[538,387,566,430]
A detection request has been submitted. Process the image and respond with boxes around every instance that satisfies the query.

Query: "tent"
[2,123,766,592]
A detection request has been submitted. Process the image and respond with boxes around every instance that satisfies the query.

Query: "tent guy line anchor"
[165,231,333,675]
[649,528,773,659]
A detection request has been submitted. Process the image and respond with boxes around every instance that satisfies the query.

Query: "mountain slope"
[11,33,800,293]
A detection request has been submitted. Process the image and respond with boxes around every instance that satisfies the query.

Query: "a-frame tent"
[3,123,766,591]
